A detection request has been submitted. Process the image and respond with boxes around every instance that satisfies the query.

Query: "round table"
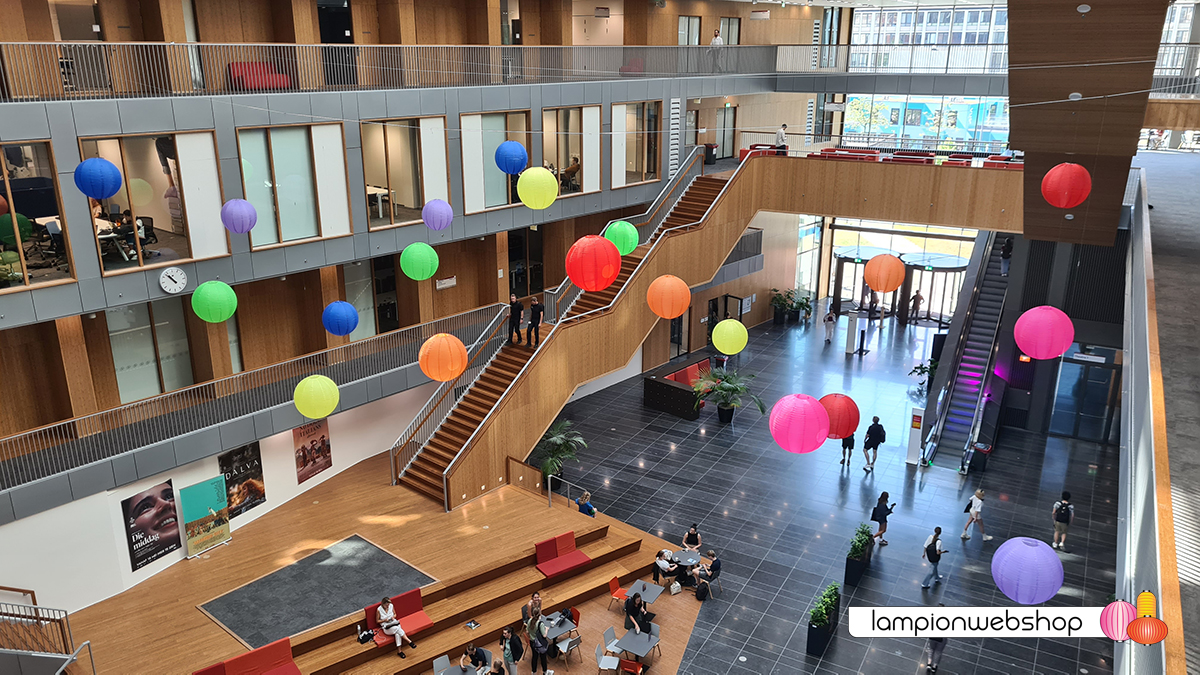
[673,549,701,566]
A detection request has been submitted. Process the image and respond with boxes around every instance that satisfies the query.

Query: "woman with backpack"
[921,527,947,588]
[526,610,550,674]
[871,492,895,546]
[961,489,993,541]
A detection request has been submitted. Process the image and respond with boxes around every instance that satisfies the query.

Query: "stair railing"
[922,230,997,466]
[0,602,73,655]
[387,306,509,484]
[56,640,96,675]
[958,286,1007,474]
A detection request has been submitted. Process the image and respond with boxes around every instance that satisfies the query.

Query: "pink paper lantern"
[1101,600,1136,642]
[1014,305,1074,360]
[769,394,830,454]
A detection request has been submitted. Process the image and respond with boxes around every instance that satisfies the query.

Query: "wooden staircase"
[398,344,534,503]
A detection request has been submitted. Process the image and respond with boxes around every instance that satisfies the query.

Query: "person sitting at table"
[486,658,506,674]
[653,549,677,583]
[693,549,721,585]
[376,596,417,658]
[623,593,655,633]
[460,643,487,670]
[682,524,702,552]
[115,210,150,257]
[560,157,581,191]
[521,591,542,622]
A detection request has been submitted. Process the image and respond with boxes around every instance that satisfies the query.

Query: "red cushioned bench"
[228,62,292,91]
[364,589,434,648]
[535,532,591,578]
[192,637,300,675]
[739,144,781,161]
[941,159,972,167]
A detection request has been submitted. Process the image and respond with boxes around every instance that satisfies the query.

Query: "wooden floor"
[69,452,698,674]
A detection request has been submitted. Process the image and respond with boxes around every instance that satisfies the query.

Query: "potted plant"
[693,368,767,424]
[844,523,875,586]
[806,582,841,656]
[530,420,587,482]
[909,360,939,393]
[791,293,813,322]
[769,287,795,325]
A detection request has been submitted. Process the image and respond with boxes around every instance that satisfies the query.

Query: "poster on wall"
[218,442,267,520]
[293,419,333,485]
[180,476,232,558]
[121,480,183,572]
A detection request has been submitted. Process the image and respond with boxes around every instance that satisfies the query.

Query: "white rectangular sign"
[848,606,1105,639]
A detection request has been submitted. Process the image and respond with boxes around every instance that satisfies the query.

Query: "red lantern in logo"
[819,393,860,440]
[1041,163,1092,209]
[566,235,622,292]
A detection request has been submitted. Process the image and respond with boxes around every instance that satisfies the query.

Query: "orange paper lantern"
[647,274,690,319]
[566,235,621,292]
[419,333,468,382]
[863,254,905,294]
[1127,617,1169,645]
[1041,162,1092,209]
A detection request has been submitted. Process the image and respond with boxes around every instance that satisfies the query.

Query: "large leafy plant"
[692,368,767,413]
[770,287,796,309]
[532,420,587,477]
[810,582,841,628]
[848,523,873,561]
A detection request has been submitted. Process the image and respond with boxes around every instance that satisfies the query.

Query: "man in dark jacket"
[527,296,544,348]
[508,294,524,345]
[863,416,886,472]
[1000,237,1013,277]
[499,625,524,672]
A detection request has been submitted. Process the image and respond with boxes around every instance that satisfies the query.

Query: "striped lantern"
[1099,600,1136,642]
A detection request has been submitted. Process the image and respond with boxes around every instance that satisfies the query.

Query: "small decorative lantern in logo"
[1126,591,1169,645]
[1100,599,1136,642]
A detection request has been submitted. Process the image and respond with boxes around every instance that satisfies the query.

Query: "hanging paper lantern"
[1041,163,1092,209]
[1100,600,1137,642]
[991,537,1063,605]
[74,157,123,200]
[322,301,359,337]
[422,198,453,232]
[769,394,830,454]
[0,213,32,247]
[1014,305,1074,360]
[517,167,558,210]
[605,221,639,256]
[293,374,340,419]
[565,235,621,292]
[711,319,748,355]
[1127,592,1169,645]
[0,194,7,216]
[220,199,258,234]
[646,274,690,320]
[129,178,154,207]
[191,280,238,324]
[819,393,860,440]
[400,242,440,281]
[863,254,905,294]
[494,141,529,175]
[419,333,468,382]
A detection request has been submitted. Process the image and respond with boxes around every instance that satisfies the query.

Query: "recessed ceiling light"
[1077,4,1091,13]
[1068,92,1083,101]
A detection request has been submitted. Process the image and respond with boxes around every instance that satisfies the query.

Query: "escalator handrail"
[960,284,1007,473]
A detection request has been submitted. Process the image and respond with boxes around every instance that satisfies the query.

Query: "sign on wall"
[180,476,232,558]
[293,419,333,485]
[218,442,267,520]
[120,480,183,572]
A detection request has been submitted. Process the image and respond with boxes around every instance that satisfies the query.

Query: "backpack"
[1055,502,1072,523]
[695,582,710,601]
[925,541,941,564]
[528,623,549,654]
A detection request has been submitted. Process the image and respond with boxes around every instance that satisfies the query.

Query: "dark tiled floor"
[554,317,1118,675]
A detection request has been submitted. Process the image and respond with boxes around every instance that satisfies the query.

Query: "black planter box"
[806,622,831,656]
[717,405,735,423]
[844,556,868,586]
[642,354,712,421]
[788,309,801,322]
[773,306,786,325]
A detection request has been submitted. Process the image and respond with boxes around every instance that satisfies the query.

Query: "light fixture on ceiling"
[1077,4,1091,13]
[1068,92,1083,101]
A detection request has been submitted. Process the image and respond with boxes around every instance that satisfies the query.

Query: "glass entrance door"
[1048,345,1121,444]
[715,107,737,159]
[669,307,690,358]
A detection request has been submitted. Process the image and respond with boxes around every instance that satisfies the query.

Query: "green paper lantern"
[0,213,32,247]
[517,167,558,210]
[129,178,154,207]
[294,374,339,419]
[191,280,238,323]
[400,242,439,281]
[604,221,639,256]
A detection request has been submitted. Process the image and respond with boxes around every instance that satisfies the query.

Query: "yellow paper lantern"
[129,178,154,207]
[517,167,558,210]
[712,319,748,355]
[294,374,339,419]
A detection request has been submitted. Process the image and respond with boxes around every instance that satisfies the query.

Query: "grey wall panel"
[486,207,514,234]
[212,98,238,160]
[0,103,50,141]
[252,411,275,439]
[230,94,270,127]
[118,99,176,134]
[458,86,483,114]
[933,77,965,95]
[340,379,369,409]
[418,89,447,115]
[232,253,253,282]
[67,461,117,500]
[111,453,137,487]
[133,442,176,478]
[70,100,120,137]
[0,290,37,329]
[368,228,398,256]
[509,85,532,109]
[481,86,510,112]
[345,147,369,234]
[219,415,258,450]
[59,175,103,281]
[340,92,361,121]
[271,402,304,431]
[324,234,356,264]
[195,256,236,285]
[380,368,408,397]
[562,83,585,105]
[396,223,429,248]
[219,157,246,204]
[310,93,342,125]
[102,272,150,306]
[45,103,80,165]
[284,240,327,272]
[9,475,72,520]
[541,84,561,108]
[353,233,371,259]
[359,91,387,119]
[250,247,287,278]
[173,428,221,465]
[267,93,312,125]
[30,282,83,322]
[365,375,382,401]
[384,90,421,119]
[0,491,14,526]
[342,121,361,151]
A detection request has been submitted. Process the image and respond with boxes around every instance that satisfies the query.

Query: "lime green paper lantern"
[712,319,748,355]
[605,221,639,256]
[400,242,439,281]
[294,374,339,419]
[191,280,238,323]
[129,178,154,207]
[517,167,558,210]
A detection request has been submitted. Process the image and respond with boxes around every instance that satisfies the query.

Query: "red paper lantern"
[1127,617,1169,645]
[419,333,468,382]
[0,194,7,216]
[566,235,621,292]
[647,275,690,320]
[863,254,905,294]
[819,393,860,440]
[1041,163,1092,209]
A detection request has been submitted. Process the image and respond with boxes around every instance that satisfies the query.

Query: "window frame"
[615,100,663,189]
[719,17,741,45]
[678,15,701,45]
[540,105,594,199]
[359,115,451,232]
[104,296,197,404]
[0,138,77,293]
[465,109,533,214]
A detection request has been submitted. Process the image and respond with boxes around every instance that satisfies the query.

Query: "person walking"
[508,294,524,345]
[499,625,523,675]
[910,290,924,321]
[527,295,544,348]
[840,432,855,467]
[871,492,895,546]
[709,29,724,73]
[924,604,947,673]
[921,527,947,588]
[863,416,885,471]
[823,308,837,343]
[961,489,993,541]
[1052,491,1075,551]
[775,124,788,155]
[1000,237,1013,277]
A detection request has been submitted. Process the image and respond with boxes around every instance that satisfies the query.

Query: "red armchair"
[228,63,292,91]
[364,589,434,648]
[192,638,299,675]
[535,532,592,578]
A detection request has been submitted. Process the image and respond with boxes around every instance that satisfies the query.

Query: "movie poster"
[293,419,333,484]
[180,476,232,557]
[121,480,183,572]
[218,442,267,520]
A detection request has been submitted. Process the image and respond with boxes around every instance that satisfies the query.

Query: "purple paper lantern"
[769,394,830,454]
[220,199,258,234]
[422,198,453,232]
[991,537,1063,605]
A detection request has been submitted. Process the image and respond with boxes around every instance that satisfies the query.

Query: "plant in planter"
[806,582,841,656]
[529,420,587,483]
[844,522,875,586]
[909,359,939,393]
[769,287,796,325]
[693,368,767,424]
[792,293,813,322]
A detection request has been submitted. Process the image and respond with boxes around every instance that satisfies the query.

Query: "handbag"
[529,625,549,654]
[669,581,682,595]
[964,500,973,514]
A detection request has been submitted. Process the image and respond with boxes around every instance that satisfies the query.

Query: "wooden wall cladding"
[1143,99,1200,131]
[235,270,329,370]
[0,321,73,438]
[624,0,820,46]
[505,456,545,497]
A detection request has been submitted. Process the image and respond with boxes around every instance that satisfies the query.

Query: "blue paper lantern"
[74,158,123,201]
[322,301,359,336]
[495,141,528,175]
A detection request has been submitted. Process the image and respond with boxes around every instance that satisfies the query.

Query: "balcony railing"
[0,602,72,656]
[0,304,501,493]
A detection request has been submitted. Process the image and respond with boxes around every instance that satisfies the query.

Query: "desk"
[615,629,660,659]
[94,218,130,262]
[673,550,701,567]
[625,580,664,604]
[366,186,393,219]
[435,666,486,675]
[540,614,576,641]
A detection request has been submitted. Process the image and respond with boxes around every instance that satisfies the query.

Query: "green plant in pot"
[769,287,795,325]
[806,582,841,656]
[791,292,813,322]
[530,420,587,484]
[693,368,767,424]
[909,359,939,393]
[844,522,875,586]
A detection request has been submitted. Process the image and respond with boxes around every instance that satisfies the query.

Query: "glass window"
[719,17,740,45]
[238,125,330,247]
[343,260,378,342]
[678,16,700,45]
[481,112,530,208]
[541,107,585,195]
[994,10,1007,26]
[151,297,194,392]
[226,313,243,374]
[105,298,195,404]
[981,10,991,24]
[967,11,979,23]
[796,215,823,298]
[80,135,193,272]
[0,141,72,288]
[940,11,952,24]
[372,254,399,333]
[901,12,913,26]
[685,110,698,147]
[624,101,661,185]
[362,119,423,229]
[885,12,897,26]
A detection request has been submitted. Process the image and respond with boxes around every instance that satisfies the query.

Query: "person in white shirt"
[775,124,788,155]
[961,489,994,541]
[921,527,947,588]
[709,30,724,73]
[823,309,837,343]
[376,596,417,658]
[654,549,678,582]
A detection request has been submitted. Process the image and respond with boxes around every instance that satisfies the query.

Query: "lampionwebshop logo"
[849,607,1104,639]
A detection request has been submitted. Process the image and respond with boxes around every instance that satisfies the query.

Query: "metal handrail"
[55,641,96,675]
[546,474,594,509]
[959,286,1007,474]
[0,602,72,656]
